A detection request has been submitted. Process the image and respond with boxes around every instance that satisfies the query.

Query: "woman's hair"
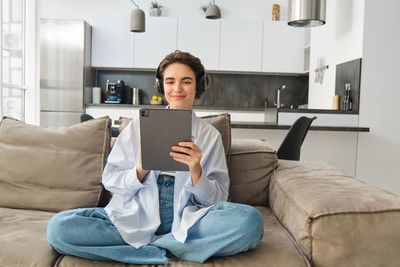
[156,50,211,99]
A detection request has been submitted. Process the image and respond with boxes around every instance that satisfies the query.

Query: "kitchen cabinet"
[219,19,263,72]
[262,21,305,73]
[91,15,134,68]
[177,18,220,71]
[91,16,306,74]
[134,17,178,68]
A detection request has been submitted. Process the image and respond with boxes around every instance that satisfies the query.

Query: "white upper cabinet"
[91,16,305,74]
[177,18,220,71]
[262,21,305,73]
[219,19,263,72]
[91,15,134,68]
[134,17,178,69]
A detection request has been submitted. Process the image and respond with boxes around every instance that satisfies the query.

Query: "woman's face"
[163,63,196,110]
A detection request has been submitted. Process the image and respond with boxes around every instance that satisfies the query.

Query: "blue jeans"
[47,175,263,264]
[155,174,174,236]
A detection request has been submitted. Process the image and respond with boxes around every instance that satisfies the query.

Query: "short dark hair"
[156,50,211,99]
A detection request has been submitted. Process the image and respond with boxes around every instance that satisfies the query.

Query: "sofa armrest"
[269,160,400,267]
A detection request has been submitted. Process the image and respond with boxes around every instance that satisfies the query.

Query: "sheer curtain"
[0,0,25,121]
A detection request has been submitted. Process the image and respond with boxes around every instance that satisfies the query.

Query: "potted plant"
[200,1,212,13]
[149,1,163,17]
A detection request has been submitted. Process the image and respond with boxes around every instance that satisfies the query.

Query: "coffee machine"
[105,80,124,103]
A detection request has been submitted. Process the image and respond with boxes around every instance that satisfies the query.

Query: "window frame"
[0,0,26,121]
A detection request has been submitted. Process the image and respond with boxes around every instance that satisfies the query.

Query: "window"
[1,0,25,121]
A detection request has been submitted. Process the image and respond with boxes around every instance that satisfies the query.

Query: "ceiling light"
[288,0,326,27]
[206,1,221,19]
[129,0,145,32]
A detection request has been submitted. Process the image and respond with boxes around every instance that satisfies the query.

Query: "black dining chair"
[277,116,317,161]
[80,113,120,137]
[80,113,94,123]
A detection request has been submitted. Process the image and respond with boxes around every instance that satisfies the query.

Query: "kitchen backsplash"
[335,58,361,113]
[95,69,308,110]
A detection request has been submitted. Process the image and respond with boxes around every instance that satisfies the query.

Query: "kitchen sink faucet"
[274,85,286,109]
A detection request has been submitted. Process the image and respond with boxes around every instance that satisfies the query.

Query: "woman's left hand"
[170,140,202,186]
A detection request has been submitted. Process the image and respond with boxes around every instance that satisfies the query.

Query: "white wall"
[356,0,400,195]
[308,0,364,109]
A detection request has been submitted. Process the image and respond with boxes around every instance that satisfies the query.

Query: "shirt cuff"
[184,171,212,198]
[127,167,146,190]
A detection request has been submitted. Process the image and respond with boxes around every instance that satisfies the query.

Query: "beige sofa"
[1,115,400,267]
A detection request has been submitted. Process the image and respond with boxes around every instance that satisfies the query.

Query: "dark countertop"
[87,103,264,111]
[86,104,357,114]
[231,122,369,132]
[86,103,166,108]
[276,108,357,114]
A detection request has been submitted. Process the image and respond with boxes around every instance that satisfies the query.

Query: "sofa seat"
[55,206,310,267]
[0,207,59,267]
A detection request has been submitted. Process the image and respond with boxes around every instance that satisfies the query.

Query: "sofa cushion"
[119,112,231,158]
[118,116,131,133]
[199,113,231,159]
[228,139,277,206]
[0,116,111,212]
[56,206,310,267]
[269,160,400,267]
[0,207,59,267]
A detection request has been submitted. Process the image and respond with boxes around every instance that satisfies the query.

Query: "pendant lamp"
[129,0,145,32]
[206,1,221,19]
[288,0,326,27]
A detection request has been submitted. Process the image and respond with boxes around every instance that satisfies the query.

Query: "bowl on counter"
[150,100,162,105]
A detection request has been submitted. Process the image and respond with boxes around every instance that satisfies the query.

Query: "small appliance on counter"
[122,86,133,104]
[132,88,140,105]
[92,87,101,104]
[105,80,124,104]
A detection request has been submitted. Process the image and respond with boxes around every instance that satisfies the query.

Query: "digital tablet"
[139,108,192,171]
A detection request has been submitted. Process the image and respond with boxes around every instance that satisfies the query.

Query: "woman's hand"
[170,140,202,186]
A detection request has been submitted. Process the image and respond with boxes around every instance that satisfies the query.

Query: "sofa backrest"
[0,116,112,212]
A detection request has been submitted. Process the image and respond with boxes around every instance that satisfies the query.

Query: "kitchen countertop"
[231,121,369,132]
[87,103,166,108]
[86,104,357,114]
[276,108,357,114]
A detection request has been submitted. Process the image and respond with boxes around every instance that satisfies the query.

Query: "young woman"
[47,51,263,265]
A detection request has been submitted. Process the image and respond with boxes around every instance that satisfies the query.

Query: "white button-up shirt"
[102,112,229,248]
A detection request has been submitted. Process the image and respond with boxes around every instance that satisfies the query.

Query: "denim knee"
[246,206,264,247]
[47,211,70,251]
[234,204,264,248]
